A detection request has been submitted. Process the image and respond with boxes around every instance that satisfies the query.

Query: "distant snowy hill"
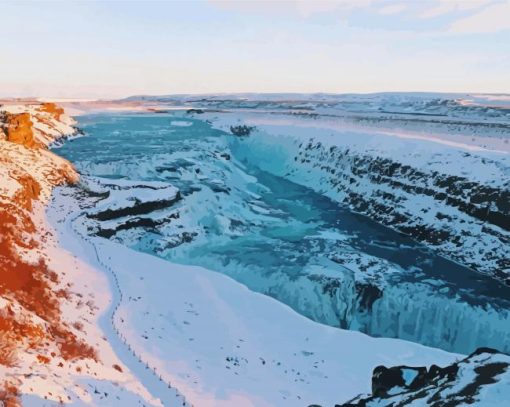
[120,92,510,123]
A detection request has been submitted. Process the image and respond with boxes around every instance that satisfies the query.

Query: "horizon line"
[2,90,510,102]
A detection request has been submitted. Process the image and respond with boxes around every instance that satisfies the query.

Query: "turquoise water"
[56,112,510,354]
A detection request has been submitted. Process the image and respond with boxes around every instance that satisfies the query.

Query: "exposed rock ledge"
[0,103,76,149]
[0,112,35,148]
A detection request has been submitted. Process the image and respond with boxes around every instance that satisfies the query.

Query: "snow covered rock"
[86,180,181,221]
[77,176,182,240]
[1,102,78,148]
[337,348,510,407]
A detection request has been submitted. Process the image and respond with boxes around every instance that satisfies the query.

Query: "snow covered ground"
[48,182,458,407]
[47,187,189,407]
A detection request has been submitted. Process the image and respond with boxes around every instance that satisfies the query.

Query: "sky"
[1,0,509,99]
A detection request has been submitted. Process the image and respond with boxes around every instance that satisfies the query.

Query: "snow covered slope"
[49,182,458,407]
[0,104,159,406]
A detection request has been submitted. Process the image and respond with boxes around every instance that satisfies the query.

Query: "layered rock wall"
[222,114,510,284]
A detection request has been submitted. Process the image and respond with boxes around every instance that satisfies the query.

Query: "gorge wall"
[218,113,510,285]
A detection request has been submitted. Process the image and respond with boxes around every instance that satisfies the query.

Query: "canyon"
[1,94,509,406]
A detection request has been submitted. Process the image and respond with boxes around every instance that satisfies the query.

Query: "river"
[54,112,510,354]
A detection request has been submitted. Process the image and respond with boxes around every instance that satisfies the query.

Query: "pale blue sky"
[1,0,509,98]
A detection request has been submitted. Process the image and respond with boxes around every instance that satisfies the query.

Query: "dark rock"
[333,347,510,407]
[88,191,181,221]
[230,125,255,137]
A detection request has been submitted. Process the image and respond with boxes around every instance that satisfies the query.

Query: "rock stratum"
[0,103,156,406]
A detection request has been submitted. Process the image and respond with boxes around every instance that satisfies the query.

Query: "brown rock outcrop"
[12,173,41,211]
[3,113,36,148]
[40,102,64,120]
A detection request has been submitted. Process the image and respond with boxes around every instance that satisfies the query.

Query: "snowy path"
[59,207,191,407]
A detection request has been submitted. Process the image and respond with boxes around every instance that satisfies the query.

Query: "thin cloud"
[209,0,510,34]
[378,3,408,15]
[419,0,494,19]
[448,1,510,33]
[208,0,376,19]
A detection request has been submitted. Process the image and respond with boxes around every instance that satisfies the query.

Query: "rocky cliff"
[1,112,35,148]
[0,105,82,405]
[0,104,154,406]
[289,139,509,281]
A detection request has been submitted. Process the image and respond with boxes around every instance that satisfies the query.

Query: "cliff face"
[0,103,67,148]
[290,141,509,281]
[1,103,77,148]
[0,104,84,405]
[0,104,158,406]
[2,113,35,148]
[221,113,509,286]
